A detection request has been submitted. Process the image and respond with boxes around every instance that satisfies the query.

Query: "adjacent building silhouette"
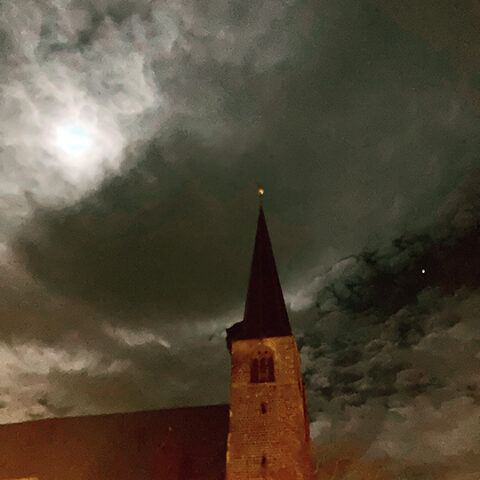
[0,205,314,480]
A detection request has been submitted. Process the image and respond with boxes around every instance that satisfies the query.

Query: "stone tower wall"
[226,335,315,480]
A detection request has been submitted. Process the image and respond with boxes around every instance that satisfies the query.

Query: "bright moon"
[56,124,92,155]
[48,114,124,188]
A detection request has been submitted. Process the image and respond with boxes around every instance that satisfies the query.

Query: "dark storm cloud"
[11,0,480,325]
[0,260,105,344]
[14,169,307,320]
[41,335,230,417]
[312,170,480,320]
[0,275,231,423]
[301,173,480,477]
[375,0,480,115]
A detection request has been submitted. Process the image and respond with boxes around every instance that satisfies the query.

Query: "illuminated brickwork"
[226,335,315,480]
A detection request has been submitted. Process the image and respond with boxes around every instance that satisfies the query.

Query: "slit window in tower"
[250,345,275,383]
[250,358,259,382]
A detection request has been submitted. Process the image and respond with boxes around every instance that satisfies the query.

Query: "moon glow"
[56,124,92,156]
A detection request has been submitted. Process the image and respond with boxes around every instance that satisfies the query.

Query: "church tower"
[225,202,315,480]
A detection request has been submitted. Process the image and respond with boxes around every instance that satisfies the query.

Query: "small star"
[421,268,426,274]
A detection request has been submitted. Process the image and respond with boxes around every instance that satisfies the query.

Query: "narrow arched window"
[250,345,275,383]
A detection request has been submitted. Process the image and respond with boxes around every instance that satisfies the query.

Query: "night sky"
[1,1,480,478]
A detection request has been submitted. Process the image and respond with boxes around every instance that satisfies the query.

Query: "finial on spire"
[257,185,264,206]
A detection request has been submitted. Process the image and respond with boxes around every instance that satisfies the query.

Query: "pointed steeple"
[227,205,292,348]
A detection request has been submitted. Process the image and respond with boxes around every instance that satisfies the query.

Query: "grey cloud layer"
[11,0,480,321]
[303,288,480,479]
[301,178,480,478]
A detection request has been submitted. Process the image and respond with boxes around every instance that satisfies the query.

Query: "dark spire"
[227,206,292,348]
